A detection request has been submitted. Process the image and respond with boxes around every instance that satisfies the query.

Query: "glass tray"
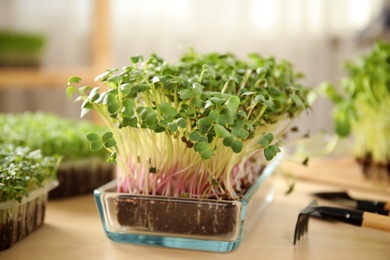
[94,156,281,252]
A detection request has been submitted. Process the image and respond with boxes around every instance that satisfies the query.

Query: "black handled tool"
[294,200,390,244]
[312,191,390,216]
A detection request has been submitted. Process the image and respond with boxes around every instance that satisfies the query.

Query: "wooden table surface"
[1,156,390,260]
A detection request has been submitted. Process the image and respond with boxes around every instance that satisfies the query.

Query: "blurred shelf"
[0,67,100,89]
[0,0,110,90]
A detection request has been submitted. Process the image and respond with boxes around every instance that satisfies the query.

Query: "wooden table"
[1,156,390,260]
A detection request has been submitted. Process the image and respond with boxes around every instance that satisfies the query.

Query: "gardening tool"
[312,191,390,216]
[293,200,390,244]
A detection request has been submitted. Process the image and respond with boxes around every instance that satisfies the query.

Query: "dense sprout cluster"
[0,145,58,202]
[68,49,311,199]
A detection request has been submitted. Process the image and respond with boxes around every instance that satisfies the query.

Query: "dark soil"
[356,154,390,182]
[114,165,266,237]
[49,162,114,199]
[0,199,46,251]
[116,196,238,236]
[0,220,13,251]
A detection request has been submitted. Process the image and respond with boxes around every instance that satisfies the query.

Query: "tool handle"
[316,207,363,226]
[362,212,390,232]
[358,200,390,212]
[358,204,390,216]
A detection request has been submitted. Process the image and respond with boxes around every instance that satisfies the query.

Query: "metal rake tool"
[293,200,390,244]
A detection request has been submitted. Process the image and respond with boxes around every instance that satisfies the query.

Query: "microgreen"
[0,112,109,162]
[321,40,390,164]
[67,49,311,199]
[0,145,59,203]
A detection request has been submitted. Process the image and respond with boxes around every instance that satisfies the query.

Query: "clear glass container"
[0,180,58,251]
[94,157,280,252]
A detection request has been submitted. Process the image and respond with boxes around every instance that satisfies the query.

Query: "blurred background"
[0,0,389,136]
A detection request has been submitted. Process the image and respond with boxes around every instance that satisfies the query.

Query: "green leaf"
[155,124,166,133]
[202,64,216,78]
[231,127,240,137]
[224,96,240,115]
[198,136,208,143]
[68,76,82,85]
[258,132,274,147]
[189,131,201,141]
[268,144,280,154]
[158,120,168,128]
[239,128,249,139]
[192,98,203,108]
[240,91,256,96]
[220,107,234,125]
[246,121,254,131]
[103,93,121,114]
[196,117,212,134]
[176,118,187,128]
[168,122,178,132]
[263,145,279,161]
[130,55,144,64]
[79,85,93,93]
[192,82,204,94]
[122,116,138,127]
[121,99,135,117]
[158,102,178,116]
[195,142,210,152]
[214,124,230,138]
[291,93,304,107]
[90,140,104,151]
[255,94,273,107]
[120,83,133,94]
[66,86,75,100]
[107,101,120,114]
[107,76,121,84]
[208,111,219,121]
[178,89,192,99]
[145,111,157,125]
[209,97,226,105]
[137,107,152,120]
[102,132,113,141]
[255,78,268,88]
[217,114,228,125]
[223,136,235,147]
[86,132,101,141]
[104,138,116,148]
[201,149,213,160]
[238,110,247,118]
[89,92,100,102]
[231,140,243,153]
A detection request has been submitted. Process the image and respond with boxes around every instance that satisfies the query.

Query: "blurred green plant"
[321,40,390,166]
[0,112,108,162]
[0,31,46,67]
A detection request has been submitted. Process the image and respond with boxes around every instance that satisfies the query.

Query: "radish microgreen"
[68,49,311,199]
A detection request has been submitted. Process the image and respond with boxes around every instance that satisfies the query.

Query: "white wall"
[0,0,386,134]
